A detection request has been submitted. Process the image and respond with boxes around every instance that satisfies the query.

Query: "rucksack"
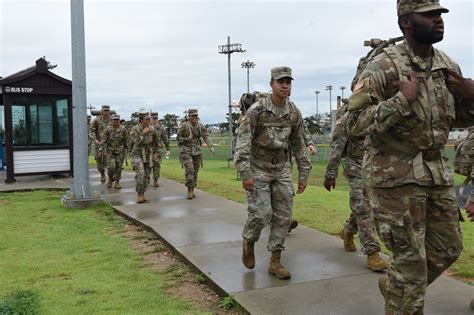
[350,36,404,91]
[239,91,269,115]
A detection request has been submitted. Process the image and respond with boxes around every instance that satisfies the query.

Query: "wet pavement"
[92,170,473,315]
[1,169,473,314]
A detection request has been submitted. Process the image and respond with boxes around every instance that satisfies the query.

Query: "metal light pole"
[326,85,334,134]
[63,0,101,207]
[315,90,320,118]
[218,36,245,161]
[340,86,346,100]
[326,85,333,113]
[241,60,255,93]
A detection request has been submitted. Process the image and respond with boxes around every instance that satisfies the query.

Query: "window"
[12,105,27,145]
[11,97,69,147]
[57,99,69,145]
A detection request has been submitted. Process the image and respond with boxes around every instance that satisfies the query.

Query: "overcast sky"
[1,0,473,123]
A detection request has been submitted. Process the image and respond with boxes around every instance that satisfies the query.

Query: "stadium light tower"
[218,36,245,161]
[241,60,255,93]
[340,86,346,99]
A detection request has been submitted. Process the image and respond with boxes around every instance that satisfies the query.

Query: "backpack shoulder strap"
[384,45,411,82]
[252,98,266,137]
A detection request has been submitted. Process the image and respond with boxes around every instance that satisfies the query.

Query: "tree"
[219,112,240,136]
[304,115,323,136]
[160,113,179,138]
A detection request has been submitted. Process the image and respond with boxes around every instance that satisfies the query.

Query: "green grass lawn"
[111,145,473,282]
[0,191,209,314]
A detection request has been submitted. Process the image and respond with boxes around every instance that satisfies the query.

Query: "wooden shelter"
[0,58,73,183]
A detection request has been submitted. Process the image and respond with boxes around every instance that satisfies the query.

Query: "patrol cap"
[150,112,159,118]
[111,114,120,120]
[271,66,294,80]
[397,0,448,17]
[101,105,110,111]
[188,109,198,116]
[139,112,150,120]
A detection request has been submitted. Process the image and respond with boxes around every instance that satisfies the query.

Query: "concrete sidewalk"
[91,170,472,315]
[1,169,473,314]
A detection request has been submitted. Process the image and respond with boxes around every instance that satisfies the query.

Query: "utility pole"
[63,0,101,208]
[218,36,245,162]
[87,104,95,115]
[241,60,255,93]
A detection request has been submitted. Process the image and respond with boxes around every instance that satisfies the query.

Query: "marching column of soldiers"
[87,0,474,312]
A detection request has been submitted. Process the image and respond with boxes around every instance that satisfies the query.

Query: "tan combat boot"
[242,240,255,269]
[367,252,388,271]
[288,220,298,233]
[100,172,106,183]
[268,250,291,279]
[107,178,113,188]
[137,193,145,204]
[154,179,159,187]
[378,277,389,315]
[338,227,356,252]
[114,180,121,189]
[187,187,193,200]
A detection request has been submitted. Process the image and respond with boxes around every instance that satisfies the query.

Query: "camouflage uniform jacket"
[177,121,213,156]
[129,124,158,162]
[152,123,171,153]
[304,123,315,147]
[101,125,128,154]
[89,116,111,142]
[235,95,311,181]
[325,106,365,180]
[347,41,474,188]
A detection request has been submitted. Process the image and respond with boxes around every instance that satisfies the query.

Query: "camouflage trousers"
[94,145,107,174]
[180,153,201,188]
[242,166,293,252]
[344,176,381,255]
[369,184,463,314]
[152,152,163,180]
[107,152,125,181]
[131,156,151,194]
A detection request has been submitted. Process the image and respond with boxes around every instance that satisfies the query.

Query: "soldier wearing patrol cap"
[444,70,474,311]
[235,66,311,280]
[101,114,128,189]
[89,105,112,182]
[150,112,171,187]
[177,108,215,199]
[347,0,474,313]
[129,112,159,203]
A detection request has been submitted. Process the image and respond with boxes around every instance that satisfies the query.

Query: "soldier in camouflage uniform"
[347,1,474,313]
[238,92,303,233]
[446,71,474,311]
[150,112,171,187]
[324,102,387,271]
[89,105,112,182]
[129,112,158,203]
[101,114,128,189]
[177,109,215,199]
[235,67,311,280]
